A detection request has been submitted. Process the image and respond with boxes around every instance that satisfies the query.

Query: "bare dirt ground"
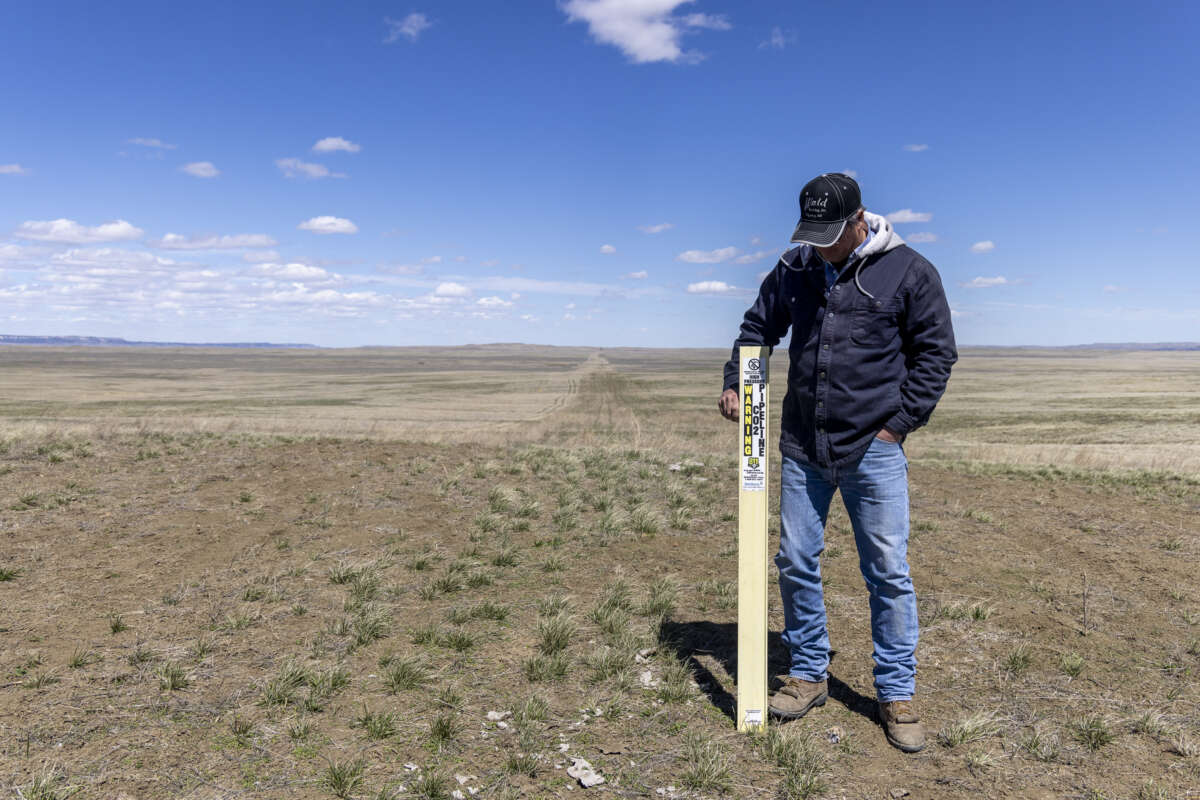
[1,346,1198,800]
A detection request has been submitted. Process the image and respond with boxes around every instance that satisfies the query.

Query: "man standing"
[718,173,956,752]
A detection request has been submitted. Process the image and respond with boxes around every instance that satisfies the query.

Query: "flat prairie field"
[0,345,1197,800]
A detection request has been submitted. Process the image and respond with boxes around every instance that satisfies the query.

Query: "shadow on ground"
[658,619,877,724]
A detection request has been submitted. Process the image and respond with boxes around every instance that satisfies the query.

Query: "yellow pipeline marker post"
[737,346,769,732]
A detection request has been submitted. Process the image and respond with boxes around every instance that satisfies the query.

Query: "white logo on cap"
[804,196,828,212]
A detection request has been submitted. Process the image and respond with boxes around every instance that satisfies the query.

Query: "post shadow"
[656,618,876,723]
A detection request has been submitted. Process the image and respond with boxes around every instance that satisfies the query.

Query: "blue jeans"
[776,437,917,701]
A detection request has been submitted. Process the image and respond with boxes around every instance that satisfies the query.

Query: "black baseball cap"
[790,173,862,246]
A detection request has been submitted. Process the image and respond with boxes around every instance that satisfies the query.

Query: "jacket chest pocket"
[850,298,901,348]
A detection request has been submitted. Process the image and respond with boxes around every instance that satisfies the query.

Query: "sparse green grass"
[1018,727,1061,762]
[523,652,570,682]
[441,630,476,652]
[537,613,575,655]
[68,648,100,669]
[0,565,22,581]
[353,706,398,740]
[471,601,510,622]
[322,758,365,799]
[680,730,731,793]
[17,770,76,800]
[158,662,189,691]
[1004,643,1034,674]
[1060,652,1085,677]
[505,751,539,777]
[382,656,428,693]
[428,711,460,750]
[657,654,695,703]
[410,772,451,800]
[938,712,1001,748]
[1070,714,1116,750]
[22,670,61,689]
[491,548,519,568]
[641,576,678,618]
[107,613,128,634]
[629,505,661,534]
[230,715,254,746]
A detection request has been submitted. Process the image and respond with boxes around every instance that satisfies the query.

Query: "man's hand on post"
[719,388,739,421]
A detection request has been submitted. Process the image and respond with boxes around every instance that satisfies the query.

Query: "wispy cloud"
[961,276,1009,288]
[242,250,280,263]
[0,164,30,175]
[885,209,932,224]
[687,280,738,294]
[275,158,345,179]
[638,222,673,234]
[298,216,358,235]
[561,0,731,64]
[252,262,333,281]
[384,12,432,43]
[903,144,929,152]
[435,282,470,297]
[476,296,512,308]
[734,249,776,264]
[312,136,361,154]
[970,240,995,253]
[906,232,937,243]
[677,246,738,264]
[759,26,793,49]
[624,270,648,279]
[1102,284,1129,293]
[128,137,176,150]
[180,161,219,178]
[15,218,144,244]
[153,233,277,250]
[599,244,616,254]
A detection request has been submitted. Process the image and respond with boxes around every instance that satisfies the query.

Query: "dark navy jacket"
[722,239,957,468]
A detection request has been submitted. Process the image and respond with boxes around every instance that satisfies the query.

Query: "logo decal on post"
[741,360,766,493]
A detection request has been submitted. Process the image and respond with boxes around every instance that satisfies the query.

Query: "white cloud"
[50,247,175,269]
[435,282,470,297]
[624,270,648,279]
[970,240,995,253]
[1102,284,1128,293]
[734,249,776,264]
[903,144,929,152]
[153,233,277,250]
[961,276,1009,288]
[15,218,144,244]
[561,0,731,64]
[476,296,512,307]
[242,250,280,263]
[180,161,219,178]
[298,216,358,235]
[312,136,361,154]
[600,244,616,254]
[128,137,176,150]
[638,222,673,234]
[759,26,793,49]
[276,158,345,179]
[841,169,858,179]
[677,246,738,263]
[384,12,432,43]
[885,209,932,224]
[906,232,937,243]
[0,164,29,175]
[687,280,738,294]
[252,263,331,280]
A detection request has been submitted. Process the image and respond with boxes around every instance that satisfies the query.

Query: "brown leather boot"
[769,675,828,720]
[879,699,925,752]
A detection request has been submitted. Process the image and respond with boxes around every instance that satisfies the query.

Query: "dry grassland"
[0,345,1197,800]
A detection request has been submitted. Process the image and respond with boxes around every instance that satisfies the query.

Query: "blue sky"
[1,1,1196,347]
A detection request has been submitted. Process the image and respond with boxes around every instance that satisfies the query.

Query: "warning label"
[741,363,766,492]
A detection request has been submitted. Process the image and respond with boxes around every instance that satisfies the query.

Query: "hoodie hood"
[779,211,905,270]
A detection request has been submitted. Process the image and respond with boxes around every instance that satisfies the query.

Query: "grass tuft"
[679,730,731,793]
[322,759,365,799]
[1070,714,1116,750]
[938,712,1001,748]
